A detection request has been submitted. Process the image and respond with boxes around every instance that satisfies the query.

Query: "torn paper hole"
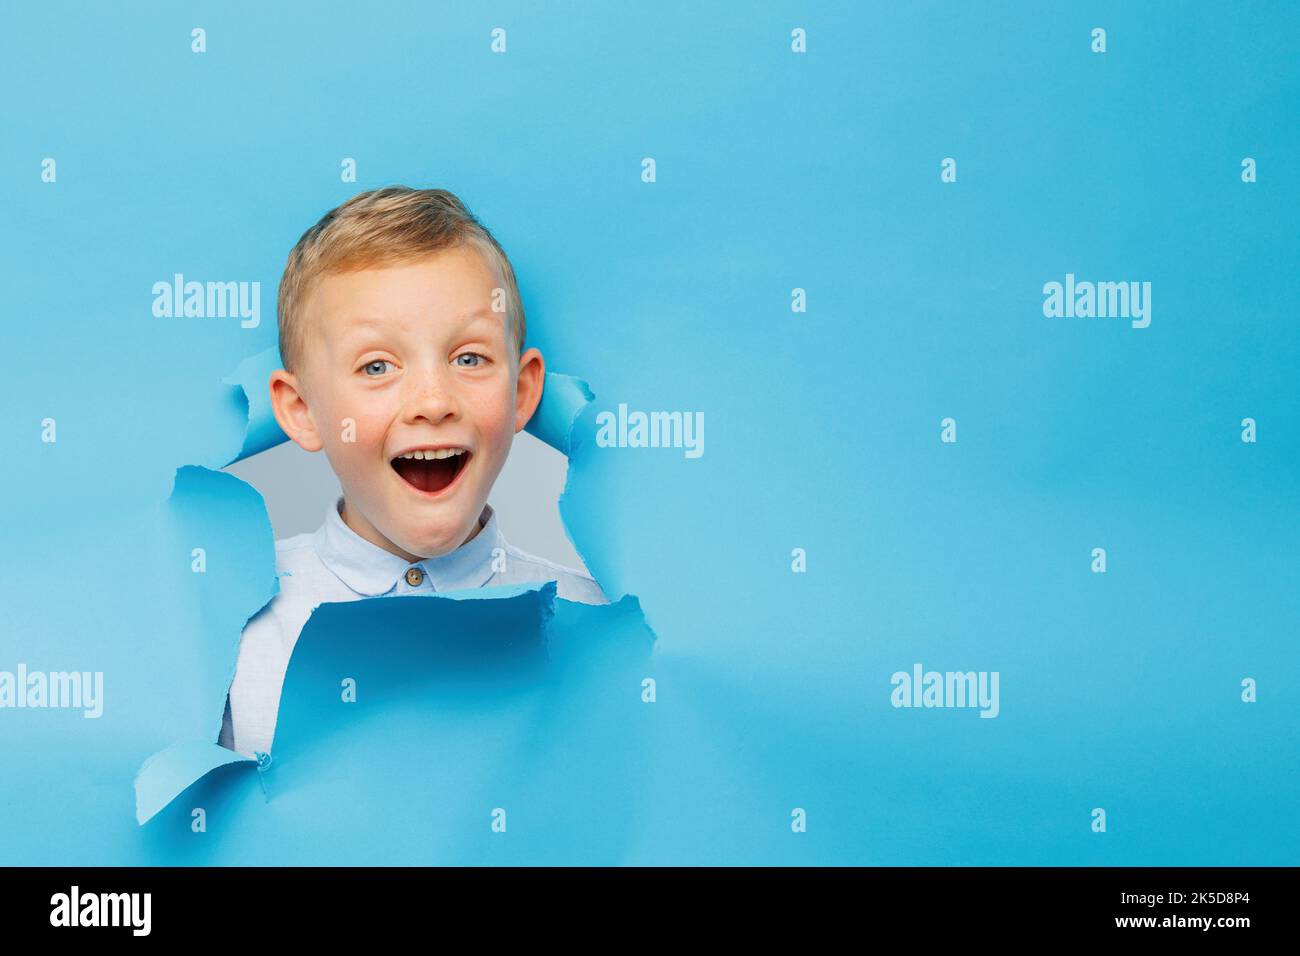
[134,347,652,831]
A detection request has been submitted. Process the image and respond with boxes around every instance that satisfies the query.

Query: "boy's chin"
[394,516,482,559]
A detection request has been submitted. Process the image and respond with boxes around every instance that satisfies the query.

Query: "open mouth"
[390,447,471,496]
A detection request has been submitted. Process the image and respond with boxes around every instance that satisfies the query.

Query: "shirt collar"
[313,495,504,597]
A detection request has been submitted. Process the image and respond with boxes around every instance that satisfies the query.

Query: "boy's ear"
[513,347,545,433]
[269,369,324,452]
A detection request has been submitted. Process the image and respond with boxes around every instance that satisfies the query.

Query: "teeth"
[398,448,465,461]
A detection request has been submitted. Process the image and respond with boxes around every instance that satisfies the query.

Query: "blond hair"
[276,186,525,373]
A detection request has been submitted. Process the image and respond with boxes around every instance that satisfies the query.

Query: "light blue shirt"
[217,495,605,758]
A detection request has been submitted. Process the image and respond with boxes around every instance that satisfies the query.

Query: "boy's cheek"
[465,389,516,437]
[318,427,386,487]
[318,399,385,447]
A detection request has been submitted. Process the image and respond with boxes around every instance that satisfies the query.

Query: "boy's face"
[270,245,544,562]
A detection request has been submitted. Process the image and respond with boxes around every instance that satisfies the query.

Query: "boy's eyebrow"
[458,306,500,324]
[455,308,511,339]
[339,307,503,342]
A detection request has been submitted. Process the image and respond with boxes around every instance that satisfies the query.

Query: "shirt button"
[405,566,424,587]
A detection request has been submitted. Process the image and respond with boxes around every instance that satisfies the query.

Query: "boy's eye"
[455,353,485,367]
[362,360,392,376]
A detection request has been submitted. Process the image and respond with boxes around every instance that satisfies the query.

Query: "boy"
[217,186,605,760]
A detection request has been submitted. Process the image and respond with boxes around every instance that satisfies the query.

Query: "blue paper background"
[1,1,1297,865]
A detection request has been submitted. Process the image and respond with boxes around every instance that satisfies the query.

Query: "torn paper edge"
[136,346,636,826]
[134,741,257,826]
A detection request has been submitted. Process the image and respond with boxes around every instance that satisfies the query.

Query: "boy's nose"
[401,369,459,423]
